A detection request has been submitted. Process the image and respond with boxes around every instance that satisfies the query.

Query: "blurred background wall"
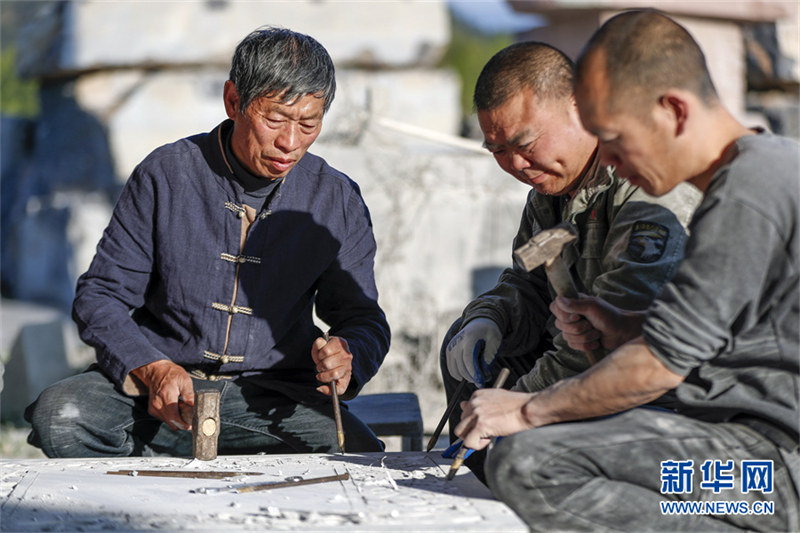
[1,0,797,451]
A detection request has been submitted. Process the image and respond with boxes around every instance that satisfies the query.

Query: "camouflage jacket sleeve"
[460,190,554,359]
[514,178,702,392]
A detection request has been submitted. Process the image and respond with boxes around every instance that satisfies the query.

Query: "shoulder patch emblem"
[628,221,669,263]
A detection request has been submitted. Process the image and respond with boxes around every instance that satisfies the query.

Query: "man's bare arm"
[522,337,683,426]
[457,336,685,450]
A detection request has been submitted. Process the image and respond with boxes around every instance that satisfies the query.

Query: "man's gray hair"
[229,27,336,113]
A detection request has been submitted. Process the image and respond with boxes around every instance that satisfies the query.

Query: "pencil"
[446,367,510,481]
[325,331,346,454]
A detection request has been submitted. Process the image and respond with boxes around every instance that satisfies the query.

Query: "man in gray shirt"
[455,11,799,532]
[438,44,699,479]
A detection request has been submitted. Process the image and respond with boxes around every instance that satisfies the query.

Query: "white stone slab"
[511,0,791,22]
[96,68,228,182]
[312,144,530,429]
[775,2,800,82]
[324,69,463,144]
[1,321,71,421]
[0,452,526,531]
[0,300,66,358]
[17,1,450,77]
[519,9,760,124]
[74,67,462,182]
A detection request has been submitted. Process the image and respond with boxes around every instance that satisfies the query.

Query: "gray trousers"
[486,408,799,532]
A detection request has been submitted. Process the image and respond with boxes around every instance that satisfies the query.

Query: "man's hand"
[312,334,353,396]
[454,389,535,451]
[445,318,502,386]
[130,360,194,431]
[550,295,644,352]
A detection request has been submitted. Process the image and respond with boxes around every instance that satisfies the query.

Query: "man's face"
[224,81,324,179]
[575,57,682,197]
[478,88,596,197]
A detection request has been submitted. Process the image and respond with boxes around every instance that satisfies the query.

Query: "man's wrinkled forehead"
[477,89,547,149]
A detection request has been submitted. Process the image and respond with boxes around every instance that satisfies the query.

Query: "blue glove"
[445,318,502,387]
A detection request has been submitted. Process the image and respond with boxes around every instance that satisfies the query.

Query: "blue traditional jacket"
[73,120,390,403]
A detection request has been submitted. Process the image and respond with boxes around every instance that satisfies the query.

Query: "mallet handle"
[545,257,602,365]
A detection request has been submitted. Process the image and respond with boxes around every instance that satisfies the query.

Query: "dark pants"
[26,368,383,458]
[438,317,551,482]
[487,408,799,532]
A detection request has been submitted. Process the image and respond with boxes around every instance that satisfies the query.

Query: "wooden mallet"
[513,223,602,365]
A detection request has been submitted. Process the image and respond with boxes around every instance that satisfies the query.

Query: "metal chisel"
[192,471,350,494]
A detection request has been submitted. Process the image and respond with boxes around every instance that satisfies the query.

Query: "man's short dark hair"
[229,27,336,113]
[576,10,718,112]
[473,42,575,111]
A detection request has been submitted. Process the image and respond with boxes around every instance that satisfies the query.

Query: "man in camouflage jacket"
[439,42,700,470]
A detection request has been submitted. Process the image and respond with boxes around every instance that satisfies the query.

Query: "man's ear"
[223,80,240,119]
[658,91,689,137]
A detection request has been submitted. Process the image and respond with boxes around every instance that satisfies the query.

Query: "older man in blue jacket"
[26,27,390,457]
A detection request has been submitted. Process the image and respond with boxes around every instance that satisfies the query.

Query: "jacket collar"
[567,148,614,216]
[530,148,615,224]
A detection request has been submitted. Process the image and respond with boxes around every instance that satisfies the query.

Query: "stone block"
[4,193,112,312]
[83,68,228,182]
[511,0,790,22]
[314,144,527,333]
[775,3,800,82]
[10,205,74,311]
[322,69,462,145]
[1,117,36,294]
[17,0,450,78]
[748,91,800,140]
[1,321,72,422]
[72,67,461,182]
[520,11,751,121]
[745,3,800,88]
[672,15,747,121]
[0,299,66,358]
[312,143,530,430]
